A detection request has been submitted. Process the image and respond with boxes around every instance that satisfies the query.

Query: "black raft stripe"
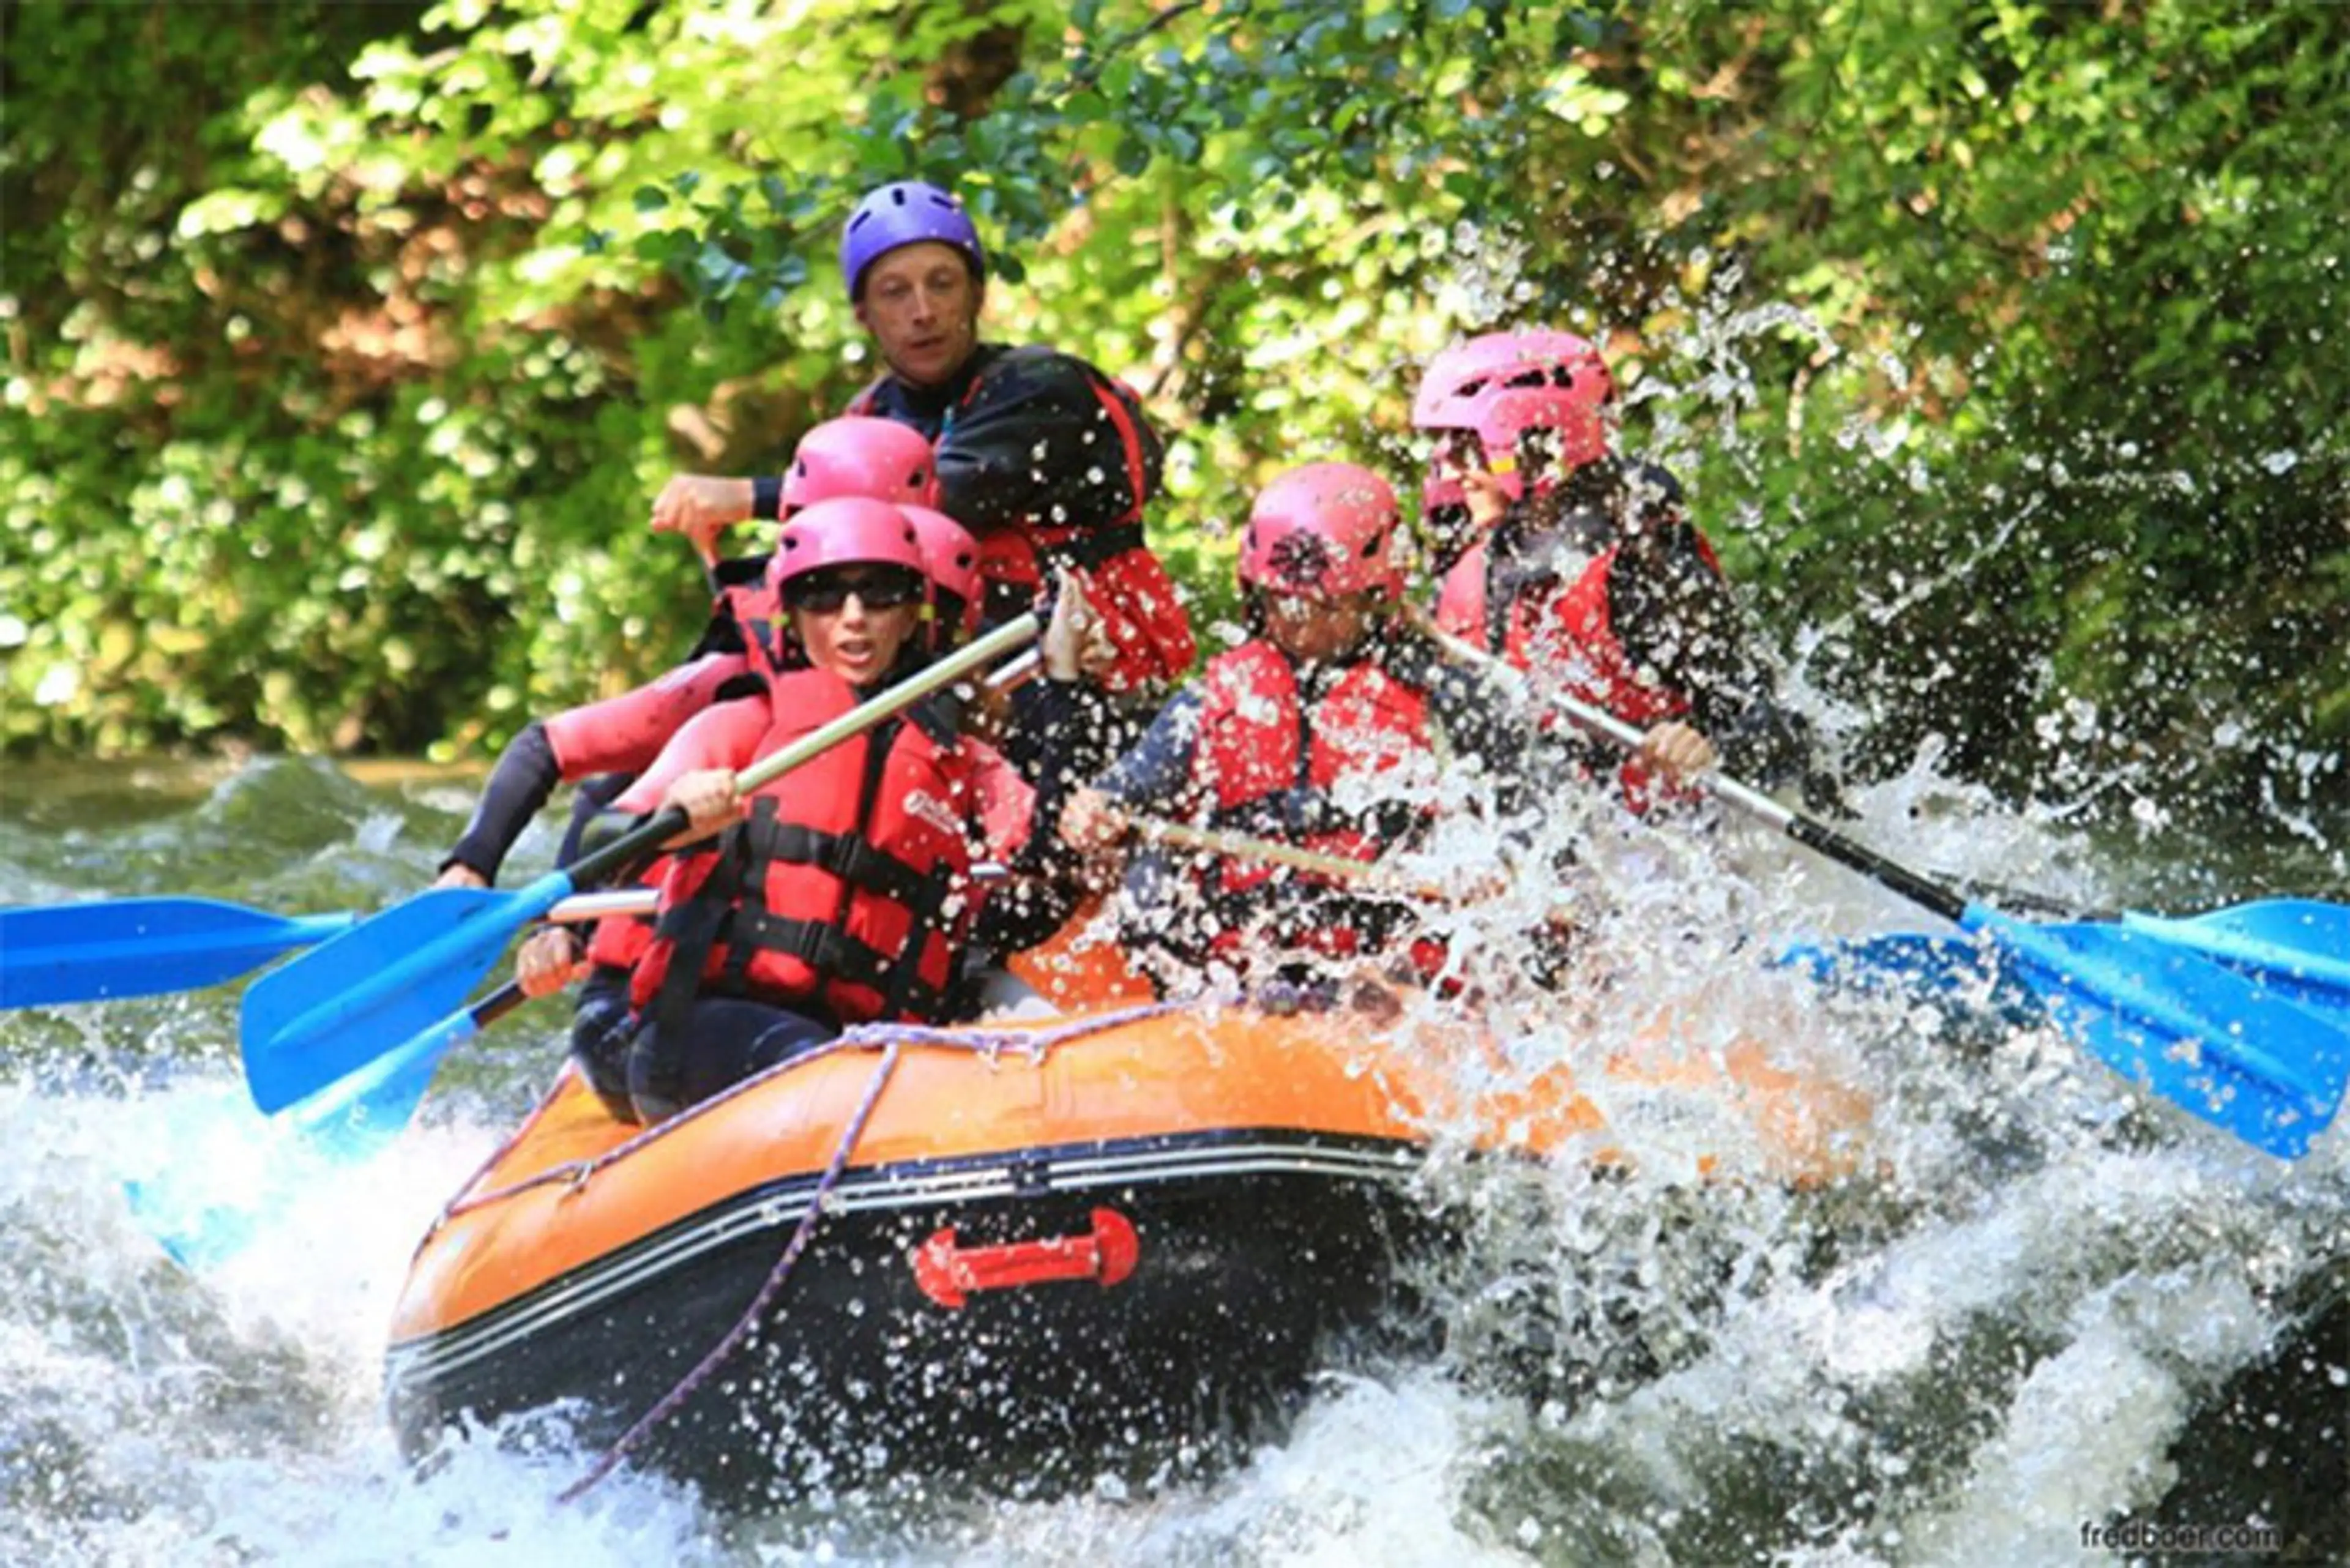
[386,1126,1426,1384]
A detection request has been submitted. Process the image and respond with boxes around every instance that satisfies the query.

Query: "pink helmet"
[1412,330,1614,507]
[780,417,941,514]
[901,503,982,642]
[769,496,929,591]
[1239,463,1404,602]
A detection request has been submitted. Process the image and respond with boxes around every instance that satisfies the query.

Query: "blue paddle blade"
[239,875,568,1113]
[2124,899,2350,1033]
[124,1176,263,1272]
[1776,931,2049,1028]
[281,1002,486,1142]
[122,1075,424,1271]
[0,897,354,1009]
[149,982,535,1267]
[1968,909,2350,1159]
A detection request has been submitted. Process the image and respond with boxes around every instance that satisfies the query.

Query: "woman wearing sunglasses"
[620,496,1091,1124]
[429,417,957,1118]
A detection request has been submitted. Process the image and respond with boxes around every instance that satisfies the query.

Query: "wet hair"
[1516,457,1685,553]
[1485,455,1696,609]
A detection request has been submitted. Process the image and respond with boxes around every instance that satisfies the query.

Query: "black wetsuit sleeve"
[1003,679,1091,870]
[1611,525,1816,789]
[972,862,1086,958]
[442,722,562,884]
[971,844,1099,965]
[975,679,1095,955]
[1094,689,1205,815]
[998,672,1135,793]
[934,349,1163,532]
[554,772,637,867]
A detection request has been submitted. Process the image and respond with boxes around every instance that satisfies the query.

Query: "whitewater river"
[1,755,2342,1566]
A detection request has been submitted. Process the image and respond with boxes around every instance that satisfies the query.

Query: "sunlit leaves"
[4,0,2345,819]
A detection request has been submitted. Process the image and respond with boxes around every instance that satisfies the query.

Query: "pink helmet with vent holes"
[780,417,940,514]
[769,496,928,590]
[1412,330,1615,508]
[901,503,982,643]
[1239,463,1404,602]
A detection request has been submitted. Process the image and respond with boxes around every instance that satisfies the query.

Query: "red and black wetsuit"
[1433,457,1818,795]
[738,343,1191,779]
[1094,625,1531,979]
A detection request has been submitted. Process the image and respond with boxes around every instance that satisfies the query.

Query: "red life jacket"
[628,668,977,1028]
[850,348,1193,693]
[1190,640,1434,961]
[1435,536,1726,808]
[588,700,759,974]
[713,575,800,691]
[1439,539,1698,725]
[583,892,657,973]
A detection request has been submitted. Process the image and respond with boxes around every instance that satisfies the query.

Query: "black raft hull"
[386,1122,1440,1503]
[384,1002,1867,1501]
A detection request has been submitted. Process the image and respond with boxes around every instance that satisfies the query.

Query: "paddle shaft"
[1425,626,2350,1155]
[560,613,1040,897]
[463,978,530,1033]
[545,889,654,924]
[1136,820,1387,886]
[242,614,1043,1107]
[1129,819,1462,906]
[989,648,1042,692]
[1435,627,2347,975]
[1425,627,1967,922]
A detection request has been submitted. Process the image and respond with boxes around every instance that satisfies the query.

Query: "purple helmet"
[840,181,987,302]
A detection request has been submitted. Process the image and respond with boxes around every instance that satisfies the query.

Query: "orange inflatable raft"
[384,939,1871,1500]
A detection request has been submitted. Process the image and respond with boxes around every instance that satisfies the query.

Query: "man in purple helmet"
[652,181,1196,742]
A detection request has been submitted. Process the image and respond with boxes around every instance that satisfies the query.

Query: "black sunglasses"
[785,567,925,614]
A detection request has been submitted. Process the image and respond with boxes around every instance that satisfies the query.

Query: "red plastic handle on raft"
[911,1207,1140,1309]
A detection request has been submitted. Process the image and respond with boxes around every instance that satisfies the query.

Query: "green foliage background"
[4,0,2345,820]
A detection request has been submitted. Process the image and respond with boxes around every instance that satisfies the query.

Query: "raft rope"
[551,997,1191,1501]
[437,998,1189,1226]
[555,1037,903,1503]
